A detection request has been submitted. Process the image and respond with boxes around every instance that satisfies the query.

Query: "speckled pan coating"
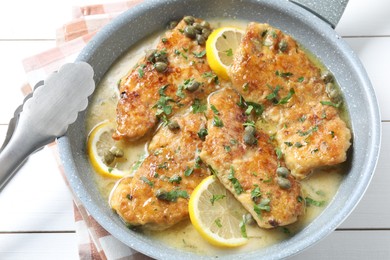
[58,0,381,259]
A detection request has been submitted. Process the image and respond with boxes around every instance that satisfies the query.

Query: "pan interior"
[59,0,380,259]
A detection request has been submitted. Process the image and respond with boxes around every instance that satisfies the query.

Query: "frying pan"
[59,0,381,259]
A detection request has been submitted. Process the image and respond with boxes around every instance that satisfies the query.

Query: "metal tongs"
[0,62,95,190]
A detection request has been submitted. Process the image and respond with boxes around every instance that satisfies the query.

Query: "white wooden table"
[0,0,389,259]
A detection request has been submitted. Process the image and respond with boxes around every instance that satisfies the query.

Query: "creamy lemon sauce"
[86,19,347,256]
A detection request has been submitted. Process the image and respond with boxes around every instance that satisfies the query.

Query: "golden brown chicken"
[113,17,219,141]
[199,88,304,228]
[110,111,209,230]
[229,22,351,178]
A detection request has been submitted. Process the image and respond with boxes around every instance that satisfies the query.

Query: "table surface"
[0,0,389,259]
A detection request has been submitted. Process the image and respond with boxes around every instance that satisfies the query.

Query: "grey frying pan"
[59,0,381,259]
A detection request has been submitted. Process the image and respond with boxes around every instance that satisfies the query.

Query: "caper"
[155,189,168,200]
[193,23,203,33]
[167,120,180,131]
[196,34,206,45]
[169,21,178,29]
[184,25,197,39]
[155,51,168,63]
[243,126,257,145]
[276,166,290,178]
[103,151,115,165]
[186,80,201,92]
[109,146,124,158]
[154,62,168,73]
[321,71,334,83]
[183,16,195,25]
[244,213,256,225]
[277,177,291,190]
[200,21,210,29]
[146,49,157,62]
[202,28,211,38]
[279,40,288,52]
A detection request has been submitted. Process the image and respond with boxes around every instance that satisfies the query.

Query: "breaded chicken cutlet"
[199,88,304,228]
[113,17,219,141]
[229,23,351,179]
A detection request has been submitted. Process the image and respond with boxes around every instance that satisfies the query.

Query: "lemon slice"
[87,121,133,178]
[189,175,248,247]
[206,27,244,80]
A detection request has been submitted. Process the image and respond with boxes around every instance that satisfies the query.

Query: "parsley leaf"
[228,166,243,195]
[320,100,341,108]
[193,50,206,58]
[278,88,295,104]
[191,99,207,113]
[210,194,226,205]
[197,128,208,141]
[140,177,154,187]
[155,189,189,202]
[305,197,326,207]
[213,116,224,127]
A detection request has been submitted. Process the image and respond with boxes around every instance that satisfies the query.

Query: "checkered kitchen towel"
[21,1,152,259]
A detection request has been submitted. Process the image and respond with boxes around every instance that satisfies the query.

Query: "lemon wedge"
[87,121,133,178]
[206,27,244,80]
[189,175,249,247]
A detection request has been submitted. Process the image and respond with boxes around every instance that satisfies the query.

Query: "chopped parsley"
[224,145,231,152]
[198,128,208,140]
[278,88,295,104]
[202,71,219,84]
[297,125,319,136]
[138,64,146,78]
[210,104,219,114]
[215,218,222,228]
[224,48,233,57]
[243,120,256,127]
[254,198,271,217]
[191,98,207,113]
[320,100,341,108]
[298,76,305,83]
[176,84,186,99]
[246,101,264,116]
[251,186,262,201]
[140,176,154,187]
[194,156,202,169]
[298,115,307,123]
[305,197,326,207]
[155,189,189,202]
[266,85,281,103]
[193,50,206,58]
[284,142,293,147]
[239,216,248,238]
[275,148,283,159]
[228,166,243,195]
[213,116,224,127]
[275,70,293,78]
[266,85,295,105]
[184,166,194,177]
[168,175,182,184]
[210,194,226,205]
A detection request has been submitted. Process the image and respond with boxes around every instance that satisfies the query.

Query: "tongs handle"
[0,121,54,190]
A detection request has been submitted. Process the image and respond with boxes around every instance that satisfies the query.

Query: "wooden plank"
[340,122,390,229]
[0,233,78,260]
[343,37,390,121]
[290,230,390,259]
[337,0,390,36]
[0,41,55,124]
[0,147,75,232]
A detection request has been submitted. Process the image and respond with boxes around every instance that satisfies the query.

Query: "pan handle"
[290,0,349,28]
